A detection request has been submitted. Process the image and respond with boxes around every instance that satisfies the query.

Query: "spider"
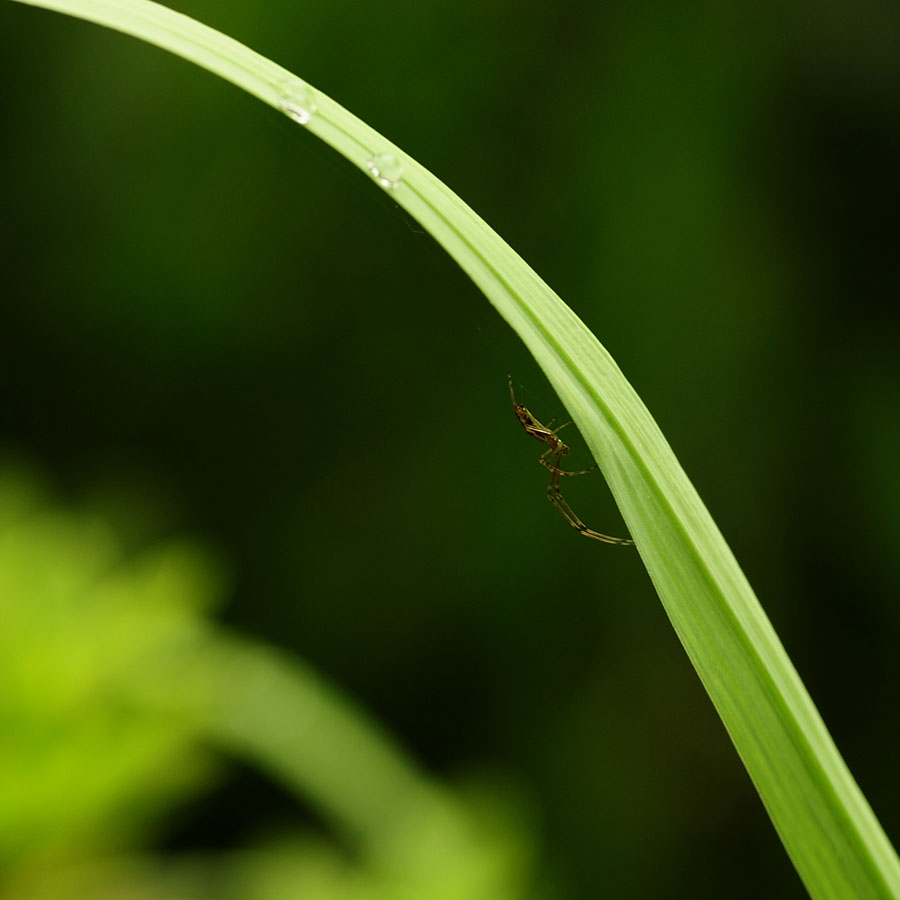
[509,375,634,547]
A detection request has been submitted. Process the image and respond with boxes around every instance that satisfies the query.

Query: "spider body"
[508,375,633,547]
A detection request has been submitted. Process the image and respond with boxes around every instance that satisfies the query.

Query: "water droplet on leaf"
[278,79,317,125]
[366,152,404,189]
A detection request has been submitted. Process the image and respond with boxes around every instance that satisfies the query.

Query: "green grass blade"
[10,0,900,896]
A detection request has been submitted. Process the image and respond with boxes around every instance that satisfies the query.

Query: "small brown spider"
[509,375,633,547]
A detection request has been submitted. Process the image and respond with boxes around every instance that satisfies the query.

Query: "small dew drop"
[366,152,404,189]
[278,79,317,125]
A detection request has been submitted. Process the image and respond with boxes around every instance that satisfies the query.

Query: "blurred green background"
[1,0,899,897]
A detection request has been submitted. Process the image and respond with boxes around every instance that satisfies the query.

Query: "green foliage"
[0,465,546,899]
[0,463,221,869]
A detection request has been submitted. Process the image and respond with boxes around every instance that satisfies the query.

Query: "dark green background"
[2,0,900,896]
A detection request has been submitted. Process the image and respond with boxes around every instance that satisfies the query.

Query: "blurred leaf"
[0,466,549,899]
[139,637,547,900]
[0,464,223,869]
